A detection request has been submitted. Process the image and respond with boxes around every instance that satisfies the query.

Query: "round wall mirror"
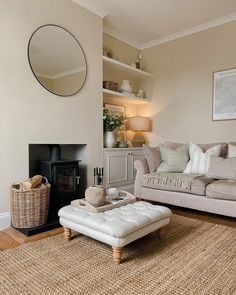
[28,24,87,96]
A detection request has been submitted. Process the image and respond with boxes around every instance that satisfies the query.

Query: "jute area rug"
[0,215,235,295]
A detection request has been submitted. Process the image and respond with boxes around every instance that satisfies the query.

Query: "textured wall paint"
[0,0,103,213]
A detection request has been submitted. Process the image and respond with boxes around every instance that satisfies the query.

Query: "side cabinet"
[103,148,144,193]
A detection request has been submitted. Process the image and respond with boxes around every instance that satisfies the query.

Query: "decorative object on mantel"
[10,176,50,228]
[128,116,150,147]
[85,185,106,207]
[103,81,118,92]
[213,68,236,121]
[103,106,125,147]
[120,80,132,94]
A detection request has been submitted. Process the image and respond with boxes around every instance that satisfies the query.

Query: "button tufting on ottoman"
[58,201,172,265]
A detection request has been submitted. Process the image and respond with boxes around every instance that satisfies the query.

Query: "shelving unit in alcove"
[102,38,154,192]
[103,56,154,105]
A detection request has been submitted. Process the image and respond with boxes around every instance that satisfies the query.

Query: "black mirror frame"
[27,24,88,97]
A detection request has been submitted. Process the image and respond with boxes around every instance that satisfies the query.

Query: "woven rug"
[0,215,235,295]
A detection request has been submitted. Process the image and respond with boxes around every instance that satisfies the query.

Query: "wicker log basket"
[10,177,51,229]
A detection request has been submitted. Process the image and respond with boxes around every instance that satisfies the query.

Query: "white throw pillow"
[228,144,236,158]
[184,142,221,174]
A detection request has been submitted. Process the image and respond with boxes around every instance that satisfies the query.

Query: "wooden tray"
[71,191,136,213]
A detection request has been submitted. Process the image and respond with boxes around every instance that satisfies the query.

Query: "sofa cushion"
[206,180,236,201]
[165,142,227,158]
[184,142,221,174]
[228,143,236,158]
[143,145,162,172]
[199,143,227,158]
[142,172,214,195]
[157,144,189,173]
[206,156,236,180]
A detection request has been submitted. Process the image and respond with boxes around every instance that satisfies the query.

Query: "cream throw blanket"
[144,172,202,192]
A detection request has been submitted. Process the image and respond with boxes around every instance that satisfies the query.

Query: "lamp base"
[132,132,145,147]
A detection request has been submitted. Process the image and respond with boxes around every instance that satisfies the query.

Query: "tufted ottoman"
[58,201,172,265]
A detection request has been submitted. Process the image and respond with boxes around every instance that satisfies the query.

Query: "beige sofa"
[134,142,236,218]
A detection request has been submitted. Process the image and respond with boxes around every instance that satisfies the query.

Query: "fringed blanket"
[143,172,203,192]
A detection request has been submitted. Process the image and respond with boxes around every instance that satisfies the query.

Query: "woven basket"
[10,177,51,228]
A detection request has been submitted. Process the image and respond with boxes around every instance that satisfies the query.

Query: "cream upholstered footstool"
[58,201,172,265]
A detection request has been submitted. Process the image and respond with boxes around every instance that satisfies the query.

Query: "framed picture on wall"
[104,104,126,141]
[213,68,236,120]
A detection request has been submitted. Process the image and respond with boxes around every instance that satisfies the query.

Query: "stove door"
[53,164,77,195]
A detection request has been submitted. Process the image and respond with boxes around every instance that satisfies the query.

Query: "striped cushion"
[206,156,236,180]
[184,142,221,174]
[228,144,236,158]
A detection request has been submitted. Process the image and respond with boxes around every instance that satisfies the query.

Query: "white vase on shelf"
[120,80,132,93]
[104,131,116,148]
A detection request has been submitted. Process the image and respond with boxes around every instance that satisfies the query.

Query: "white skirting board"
[0,212,10,230]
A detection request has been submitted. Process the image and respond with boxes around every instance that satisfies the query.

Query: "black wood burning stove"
[17,145,82,236]
[39,160,80,221]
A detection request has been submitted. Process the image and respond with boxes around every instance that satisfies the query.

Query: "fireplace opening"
[18,144,87,236]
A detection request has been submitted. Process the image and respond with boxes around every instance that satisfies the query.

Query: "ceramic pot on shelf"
[104,131,116,148]
[120,80,132,93]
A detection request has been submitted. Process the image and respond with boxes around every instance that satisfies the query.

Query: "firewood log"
[22,175,43,191]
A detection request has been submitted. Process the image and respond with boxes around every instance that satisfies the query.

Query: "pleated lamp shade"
[128,117,150,131]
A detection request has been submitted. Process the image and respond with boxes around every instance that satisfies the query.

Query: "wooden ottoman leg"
[64,227,72,241]
[112,247,123,265]
[158,226,167,240]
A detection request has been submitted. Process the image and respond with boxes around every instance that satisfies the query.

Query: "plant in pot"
[103,108,125,148]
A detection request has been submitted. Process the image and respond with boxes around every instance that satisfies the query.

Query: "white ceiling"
[73,0,236,49]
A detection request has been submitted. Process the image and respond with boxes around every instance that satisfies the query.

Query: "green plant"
[103,108,125,131]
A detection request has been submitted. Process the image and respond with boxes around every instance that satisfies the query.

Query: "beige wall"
[0,0,103,213]
[141,21,236,145]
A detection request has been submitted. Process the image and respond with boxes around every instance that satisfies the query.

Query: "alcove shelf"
[103,56,153,80]
[103,88,151,105]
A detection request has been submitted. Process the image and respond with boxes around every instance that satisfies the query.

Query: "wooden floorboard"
[0,206,235,251]
[0,227,64,251]
[0,231,20,250]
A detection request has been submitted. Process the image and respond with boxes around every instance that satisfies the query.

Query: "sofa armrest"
[134,158,150,174]
[134,158,150,197]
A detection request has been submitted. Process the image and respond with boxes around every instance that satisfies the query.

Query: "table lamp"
[128,117,150,147]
